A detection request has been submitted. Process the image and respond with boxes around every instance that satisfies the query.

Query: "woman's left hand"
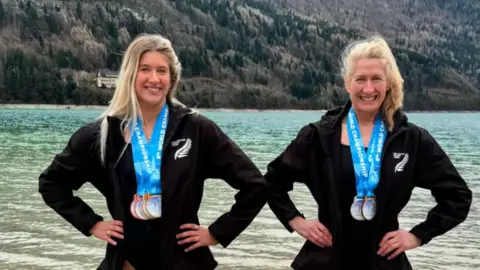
[377,229,421,260]
[177,223,218,252]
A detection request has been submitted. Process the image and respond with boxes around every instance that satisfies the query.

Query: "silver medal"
[362,197,376,221]
[146,195,162,218]
[350,196,366,221]
[135,198,148,220]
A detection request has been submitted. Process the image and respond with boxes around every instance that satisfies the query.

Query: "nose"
[148,71,160,83]
[363,80,375,93]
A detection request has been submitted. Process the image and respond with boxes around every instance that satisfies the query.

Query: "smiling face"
[345,58,388,114]
[134,51,171,109]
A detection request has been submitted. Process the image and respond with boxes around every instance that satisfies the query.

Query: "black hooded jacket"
[38,105,268,270]
[265,101,472,269]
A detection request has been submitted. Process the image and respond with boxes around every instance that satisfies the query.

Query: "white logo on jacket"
[172,138,192,160]
[393,152,409,173]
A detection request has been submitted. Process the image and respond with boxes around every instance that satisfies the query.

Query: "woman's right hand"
[89,220,124,246]
[289,216,333,247]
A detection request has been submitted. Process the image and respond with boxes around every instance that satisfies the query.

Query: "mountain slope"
[263,0,480,76]
[0,0,478,110]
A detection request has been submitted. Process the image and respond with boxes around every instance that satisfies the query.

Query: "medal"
[145,195,162,218]
[140,194,161,219]
[130,195,141,219]
[350,196,366,221]
[346,108,386,221]
[130,200,138,219]
[130,104,169,221]
[134,198,148,220]
[362,197,376,220]
[130,194,150,220]
[141,194,152,219]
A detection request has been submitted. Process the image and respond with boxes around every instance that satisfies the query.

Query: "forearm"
[208,179,268,247]
[409,184,472,245]
[412,128,473,245]
[268,191,304,232]
[39,174,103,236]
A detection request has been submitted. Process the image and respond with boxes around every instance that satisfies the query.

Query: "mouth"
[359,95,378,102]
[145,86,162,93]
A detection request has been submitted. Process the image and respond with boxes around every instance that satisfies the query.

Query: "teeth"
[360,96,376,101]
[147,87,160,92]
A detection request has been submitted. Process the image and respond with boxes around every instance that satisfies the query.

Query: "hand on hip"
[289,217,333,247]
[89,220,124,246]
[176,223,218,252]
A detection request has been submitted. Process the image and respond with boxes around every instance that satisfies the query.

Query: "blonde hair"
[340,35,404,131]
[97,33,186,164]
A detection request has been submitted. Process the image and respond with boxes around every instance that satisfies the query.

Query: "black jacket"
[265,101,472,270]
[38,105,268,270]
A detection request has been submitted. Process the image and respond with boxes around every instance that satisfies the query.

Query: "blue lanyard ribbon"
[346,107,386,199]
[131,104,169,196]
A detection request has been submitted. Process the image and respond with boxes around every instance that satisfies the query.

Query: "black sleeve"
[38,121,105,237]
[199,116,269,248]
[264,125,312,232]
[409,128,472,245]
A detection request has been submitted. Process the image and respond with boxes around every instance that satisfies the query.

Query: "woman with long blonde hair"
[39,34,268,270]
[265,35,471,269]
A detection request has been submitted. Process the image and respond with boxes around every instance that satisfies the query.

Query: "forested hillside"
[0,0,478,110]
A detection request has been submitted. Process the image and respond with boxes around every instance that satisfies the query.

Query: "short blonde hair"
[98,34,185,163]
[340,35,404,131]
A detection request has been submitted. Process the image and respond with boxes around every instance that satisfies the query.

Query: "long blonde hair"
[340,35,404,131]
[98,34,185,164]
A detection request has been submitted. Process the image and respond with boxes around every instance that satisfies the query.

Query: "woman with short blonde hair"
[266,35,471,269]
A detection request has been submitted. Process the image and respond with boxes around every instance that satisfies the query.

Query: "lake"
[0,108,478,269]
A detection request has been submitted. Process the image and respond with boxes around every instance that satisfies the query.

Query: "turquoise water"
[0,108,478,269]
